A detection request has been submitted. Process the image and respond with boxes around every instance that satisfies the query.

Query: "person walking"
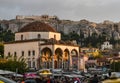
[91,74,99,83]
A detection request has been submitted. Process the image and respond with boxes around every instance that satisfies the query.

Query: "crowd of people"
[8,70,120,83]
[15,74,101,83]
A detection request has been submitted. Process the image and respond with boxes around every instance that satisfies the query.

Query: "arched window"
[38,34,41,39]
[22,51,24,56]
[28,51,31,56]
[21,35,23,40]
[14,52,17,56]
[32,50,35,56]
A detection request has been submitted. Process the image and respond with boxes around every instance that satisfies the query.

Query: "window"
[32,50,35,56]
[14,52,17,56]
[14,55,17,59]
[8,52,10,56]
[54,35,56,39]
[28,51,31,56]
[32,61,35,68]
[22,51,24,56]
[28,61,31,68]
[21,35,23,40]
[38,34,41,39]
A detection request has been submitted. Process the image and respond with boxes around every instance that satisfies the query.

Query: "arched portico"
[41,47,52,68]
[39,45,80,70]
[71,49,79,70]
[54,48,63,69]
[63,49,70,70]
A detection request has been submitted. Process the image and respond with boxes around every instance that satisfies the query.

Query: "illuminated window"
[54,35,56,39]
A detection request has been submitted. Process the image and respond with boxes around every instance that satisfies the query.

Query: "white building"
[101,41,113,50]
[4,21,80,70]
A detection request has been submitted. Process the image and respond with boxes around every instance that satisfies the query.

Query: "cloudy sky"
[0,0,120,22]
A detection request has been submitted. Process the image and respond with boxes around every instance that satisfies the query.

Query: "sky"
[0,0,120,22]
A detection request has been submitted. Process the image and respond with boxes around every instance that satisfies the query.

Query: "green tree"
[69,32,80,41]
[60,31,70,41]
[3,30,15,42]
[0,42,4,58]
[0,58,28,74]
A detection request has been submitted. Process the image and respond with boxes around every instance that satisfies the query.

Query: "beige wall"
[15,32,61,41]
[4,41,39,68]
[49,32,61,40]
[4,41,81,70]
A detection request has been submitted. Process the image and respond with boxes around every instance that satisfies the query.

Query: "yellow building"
[81,47,100,57]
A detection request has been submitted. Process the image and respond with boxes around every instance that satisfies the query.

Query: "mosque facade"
[4,21,80,70]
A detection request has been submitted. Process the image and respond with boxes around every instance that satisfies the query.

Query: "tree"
[60,31,70,41]
[69,32,80,41]
[0,58,28,74]
[0,42,4,58]
[3,30,15,42]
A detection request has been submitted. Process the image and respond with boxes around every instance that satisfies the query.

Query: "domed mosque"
[4,21,80,71]
[19,21,56,32]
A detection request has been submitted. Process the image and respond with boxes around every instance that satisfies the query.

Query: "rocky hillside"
[0,15,120,41]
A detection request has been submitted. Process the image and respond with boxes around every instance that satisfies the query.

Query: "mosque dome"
[19,21,56,32]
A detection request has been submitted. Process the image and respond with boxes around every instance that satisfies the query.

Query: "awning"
[0,70,15,75]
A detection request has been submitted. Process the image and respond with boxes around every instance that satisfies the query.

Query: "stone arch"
[63,49,70,70]
[71,49,78,70]
[71,49,78,56]
[54,48,63,69]
[41,47,52,68]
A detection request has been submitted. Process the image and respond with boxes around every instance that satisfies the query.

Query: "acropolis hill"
[0,15,120,41]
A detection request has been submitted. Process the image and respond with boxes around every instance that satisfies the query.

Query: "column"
[62,58,63,70]
[78,52,80,71]
[69,55,72,69]
[52,45,54,71]
[68,55,70,70]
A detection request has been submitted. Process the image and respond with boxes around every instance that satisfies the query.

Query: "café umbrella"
[38,69,52,76]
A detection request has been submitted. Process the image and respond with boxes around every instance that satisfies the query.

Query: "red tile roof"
[19,21,56,32]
